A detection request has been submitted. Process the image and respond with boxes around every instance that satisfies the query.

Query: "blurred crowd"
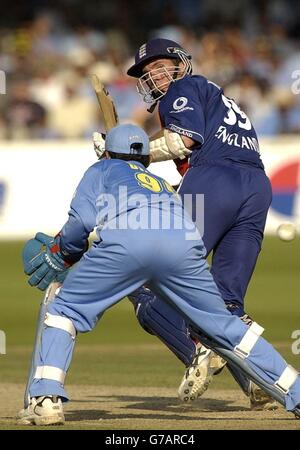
[0,1,300,140]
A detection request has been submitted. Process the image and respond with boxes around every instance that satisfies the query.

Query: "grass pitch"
[0,238,299,429]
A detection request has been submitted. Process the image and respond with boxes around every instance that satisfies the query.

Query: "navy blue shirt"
[159,75,264,169]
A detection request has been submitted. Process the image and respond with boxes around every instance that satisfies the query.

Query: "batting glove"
[93,131,106,159]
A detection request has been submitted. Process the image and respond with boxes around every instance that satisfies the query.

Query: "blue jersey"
[159,75,264,169]
[60,159,194,255]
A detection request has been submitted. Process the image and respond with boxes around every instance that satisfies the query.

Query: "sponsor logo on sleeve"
[168,124,204,143]
[170,97,194,113]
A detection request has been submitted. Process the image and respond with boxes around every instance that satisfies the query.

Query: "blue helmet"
[105,124,149,155]
[127,38,192,78]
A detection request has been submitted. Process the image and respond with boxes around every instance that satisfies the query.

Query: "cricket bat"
[91,74,119,131]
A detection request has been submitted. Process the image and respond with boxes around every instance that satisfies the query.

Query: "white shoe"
[248,382,279,411]
[17,396,65,426]
[178,345,227,402]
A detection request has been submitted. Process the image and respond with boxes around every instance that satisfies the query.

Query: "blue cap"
[105,124,149,155]
[127,38,191,78]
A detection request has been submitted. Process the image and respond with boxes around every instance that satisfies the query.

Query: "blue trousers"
[180,161,272,310]
[29,229,300,411]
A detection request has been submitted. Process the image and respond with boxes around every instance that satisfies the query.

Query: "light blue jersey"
[60,159,196,255]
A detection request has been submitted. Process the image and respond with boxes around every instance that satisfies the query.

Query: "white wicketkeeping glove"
[93,132,106,159]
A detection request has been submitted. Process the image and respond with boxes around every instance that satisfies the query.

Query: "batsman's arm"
[149,129,194,163]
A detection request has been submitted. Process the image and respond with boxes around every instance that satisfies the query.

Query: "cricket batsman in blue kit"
[19,124,300,425]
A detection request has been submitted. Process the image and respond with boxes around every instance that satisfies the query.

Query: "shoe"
[240,313,254,326]
[178,344,226,402]
[17,396,65,426]
[294,404,300,419]
[248,382,279,411]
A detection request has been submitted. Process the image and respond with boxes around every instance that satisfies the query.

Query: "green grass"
[0,238,299,388]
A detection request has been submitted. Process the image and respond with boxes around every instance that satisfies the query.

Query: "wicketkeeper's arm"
[59,164,100,256]
[59,211,90,261]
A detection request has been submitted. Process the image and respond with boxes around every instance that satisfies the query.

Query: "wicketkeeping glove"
[23,232,72,291]
[93,131,106,159]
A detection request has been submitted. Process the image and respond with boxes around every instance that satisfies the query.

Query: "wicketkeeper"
[19,124,300,425]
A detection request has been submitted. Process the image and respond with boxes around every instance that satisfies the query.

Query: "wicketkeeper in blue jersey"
[96,38,276,409]
[19,124,300,425]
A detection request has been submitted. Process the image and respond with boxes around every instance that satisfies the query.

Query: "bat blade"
[91,74,119,132]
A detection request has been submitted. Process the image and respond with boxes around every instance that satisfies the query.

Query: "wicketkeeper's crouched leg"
[151,247,300,415]
[29,316,76,400]
[27,243,149,401]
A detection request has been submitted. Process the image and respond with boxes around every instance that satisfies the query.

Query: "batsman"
[93,38,276,409]
[18,124,300,425]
